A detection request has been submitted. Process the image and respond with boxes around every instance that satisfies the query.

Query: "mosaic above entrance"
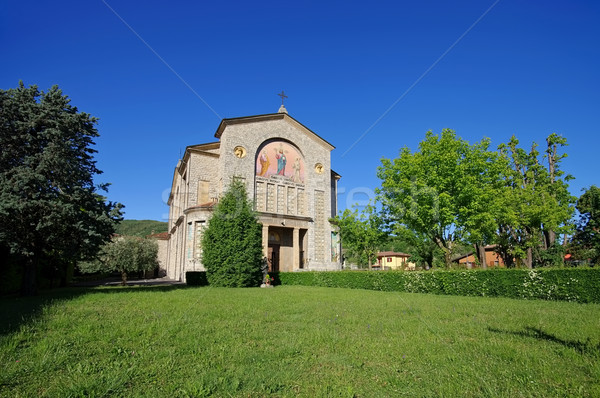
[256,141,305,184]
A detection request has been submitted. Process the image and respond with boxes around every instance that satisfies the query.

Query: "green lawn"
[1,285,599,397]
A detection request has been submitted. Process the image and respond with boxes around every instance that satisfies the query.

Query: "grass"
[1,285,599,397]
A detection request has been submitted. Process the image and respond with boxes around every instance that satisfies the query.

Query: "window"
[197,180,209,204]
[194,221,205,259]
[187,222,194,260]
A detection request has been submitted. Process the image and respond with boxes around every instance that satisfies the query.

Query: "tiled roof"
[147,232,169,240]
[377,251,411,257]
[452,245,498,261]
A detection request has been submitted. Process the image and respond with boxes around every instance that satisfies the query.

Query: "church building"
[165,104,342,282]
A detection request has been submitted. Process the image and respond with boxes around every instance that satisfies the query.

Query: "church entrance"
[264,224,308,271]
[267,244,280,272]
[268,226,293,272]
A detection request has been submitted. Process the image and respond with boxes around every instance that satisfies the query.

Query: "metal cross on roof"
[277,90,288,105]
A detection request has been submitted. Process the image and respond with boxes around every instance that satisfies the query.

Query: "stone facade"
[165,107,342,282]
[147,232,169,277]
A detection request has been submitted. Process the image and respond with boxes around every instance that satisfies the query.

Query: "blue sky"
[2,1,598,221]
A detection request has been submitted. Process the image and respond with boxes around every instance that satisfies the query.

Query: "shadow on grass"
[488,326,600,357]
[0,283,196,337]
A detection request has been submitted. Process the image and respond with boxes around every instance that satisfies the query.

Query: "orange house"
[454,245,504,268]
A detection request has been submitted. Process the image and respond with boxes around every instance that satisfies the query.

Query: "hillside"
[115,219,168,237]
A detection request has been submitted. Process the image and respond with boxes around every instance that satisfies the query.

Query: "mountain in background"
[115,220,168,237]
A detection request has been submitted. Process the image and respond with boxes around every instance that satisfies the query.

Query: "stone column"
[293,227,300,270]
[262,224,269,259]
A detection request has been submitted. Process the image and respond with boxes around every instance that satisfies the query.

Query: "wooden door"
[268,245,280,272]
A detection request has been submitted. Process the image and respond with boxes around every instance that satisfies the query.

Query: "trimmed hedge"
[278,268,600,303]
[185,271,281,287]
[186,271,209,286]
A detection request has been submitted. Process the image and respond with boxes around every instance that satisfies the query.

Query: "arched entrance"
[266,226,306,272]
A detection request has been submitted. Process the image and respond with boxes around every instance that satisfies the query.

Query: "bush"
[278,268,600,303]
[186,272,209,286]
[201,180,263,287]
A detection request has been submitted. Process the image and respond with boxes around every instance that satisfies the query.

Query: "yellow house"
[376,251,415,271]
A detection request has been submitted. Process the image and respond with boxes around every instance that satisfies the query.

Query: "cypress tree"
[201,179,263,287]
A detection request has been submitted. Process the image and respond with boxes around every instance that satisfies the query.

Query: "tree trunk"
[500,250,514,268]
[434,236,453,269]
[21,256,38,296]
[474,243,488,269]
[526,247,533,269]
[543,229,556,250]
[121,270,128,285]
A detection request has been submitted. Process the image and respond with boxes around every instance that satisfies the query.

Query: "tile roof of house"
[147,232,169,240]
[377,251,411,257]
[452,244,498,261]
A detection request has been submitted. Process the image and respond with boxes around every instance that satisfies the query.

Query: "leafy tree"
[454,137,506,268]
[496,135,574,267]
[377,129,574,269]
[377,129,499,268]
[335,203,387,269]
[570,186,600,265]
[0,82,122,295]
[201,179,263,287]
[79,236,158,284]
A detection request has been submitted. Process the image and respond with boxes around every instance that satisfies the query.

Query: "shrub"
[186,272,209,286]
[278,268,600,303]
[201,180,263,287]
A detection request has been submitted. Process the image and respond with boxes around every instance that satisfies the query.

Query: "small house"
[453,245,504,268]
[376,251,415,270]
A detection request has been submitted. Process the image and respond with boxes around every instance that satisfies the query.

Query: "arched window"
[254,139,306,215]
[255,140,305,184]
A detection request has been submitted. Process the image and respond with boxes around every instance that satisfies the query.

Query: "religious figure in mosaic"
[275,147,287,176]
[256,140,304,183]
[292,157,302,183]
[331,231,340,262]
[258,149,270,176]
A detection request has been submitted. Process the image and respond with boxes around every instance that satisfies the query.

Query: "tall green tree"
[377,129,499,268]
[201,179,263,287]
[79,236,158,285]
[496,136,536,267]
[0,82,122,295]
[454,137,506,268]
[496,134,574,267]
[570,186,600,265]
[335,203,387,269]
